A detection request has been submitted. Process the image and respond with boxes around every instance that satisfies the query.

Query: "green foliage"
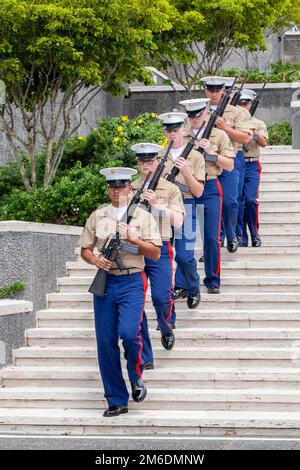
[268,121,292,145]
[59,113,165,172]
[0,281,25,300]
[221,61,300,83]
[0,162,112,226]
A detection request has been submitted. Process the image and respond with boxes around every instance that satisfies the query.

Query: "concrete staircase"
[1,145,300,437]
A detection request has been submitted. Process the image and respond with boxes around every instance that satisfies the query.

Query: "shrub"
[267,121,292,146]
[59,112,165,172]
[0,162,118,226]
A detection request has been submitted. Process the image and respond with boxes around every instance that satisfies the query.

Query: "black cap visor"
[187,108,206,118]
[107,180,131,188]
[164,122,184,131]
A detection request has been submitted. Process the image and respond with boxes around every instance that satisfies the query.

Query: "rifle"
[243,81,267,153]
[195,77,238,163]
[139,139,174,210]
[164,122,206,193]
[88,171,152,297]
[230,78,246,106]
[249,81,266,117]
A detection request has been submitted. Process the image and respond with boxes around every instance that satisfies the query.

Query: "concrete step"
[2,407,300,436]
[260,192,300,201]
[36,308,300,329]
[24,327,300,348]
[46,292,300,311]
[259,203,300,212]
[56,276,300,294]
[261,175,300,183]
[259,214,300,223]
[1,386,300,411]
[4,363,300,389]
[8,344,300,372]
[261,164,300,173]
[259,182,300,191]
[66,259,300,274]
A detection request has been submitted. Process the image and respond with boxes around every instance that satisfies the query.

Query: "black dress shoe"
[252,234,262,247]
[227,238,239,253]
[131,378,147,402]
[207,286,220,294]
[103,405,128,417]
[187,291,200,309]
[173,287,188,300]
[161,331,175,350]
[221,241,224,247]
[237,236,248,247]
[144,361,154,370]
[198,255,204,262]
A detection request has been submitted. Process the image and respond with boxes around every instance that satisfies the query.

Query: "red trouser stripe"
[135,271,148,378]
[165,241,174,326]
[254,161,262,234]
[216,179,223,277]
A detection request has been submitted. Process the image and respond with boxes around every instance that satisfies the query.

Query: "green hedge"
[268,121,292,146]
[221,61,300,83]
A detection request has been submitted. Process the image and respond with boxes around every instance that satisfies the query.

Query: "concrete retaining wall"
[0,300,33,368]
[0,221,82,312]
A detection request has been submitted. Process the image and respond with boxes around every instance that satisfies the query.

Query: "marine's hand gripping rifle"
[164,122,206,193]
[88,172,152,297]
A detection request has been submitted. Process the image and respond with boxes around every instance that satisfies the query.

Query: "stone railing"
[291,100,300,149]
[0,221,82,312]
[0,299,33,368]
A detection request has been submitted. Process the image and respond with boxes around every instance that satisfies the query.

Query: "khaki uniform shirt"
[223,104,252,152]
[131,177,185,241]
[160,147,206,199]
[245,117,269,159]
[185,125,235,179]
[78,204,162,274]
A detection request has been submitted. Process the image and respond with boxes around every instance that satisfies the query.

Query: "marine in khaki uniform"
[237,89,269,247]
[158,112,205,310]
[180,97,235,294]
[131,143,185,366]
[79,167,162,417]
[202,76,252,253]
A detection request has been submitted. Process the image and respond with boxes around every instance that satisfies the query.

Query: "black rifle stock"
[164,122,206,191]
[243,81,267,153]
[88,172,152,297]
[139,139,174,210]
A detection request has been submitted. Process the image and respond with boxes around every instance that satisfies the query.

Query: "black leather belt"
[244,157,259,162]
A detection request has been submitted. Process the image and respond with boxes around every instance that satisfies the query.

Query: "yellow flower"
[137,119,143,125]
[160,138,168,147]
[117,126,123,133]
[151,113,157,118]
[77,136,86,141]
[92,128,97,131]
[121,115,128,121]
[113,137,120,143]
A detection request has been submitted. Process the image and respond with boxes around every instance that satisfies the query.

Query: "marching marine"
[236,89,269,247]
[79,167,162,417]
[158,112,205,311]
[180,97,235,294]
[131,143,185,367]
[202,76,252,253]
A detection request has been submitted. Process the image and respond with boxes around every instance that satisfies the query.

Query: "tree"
[155,0,298,94]
[0,0,174,191]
